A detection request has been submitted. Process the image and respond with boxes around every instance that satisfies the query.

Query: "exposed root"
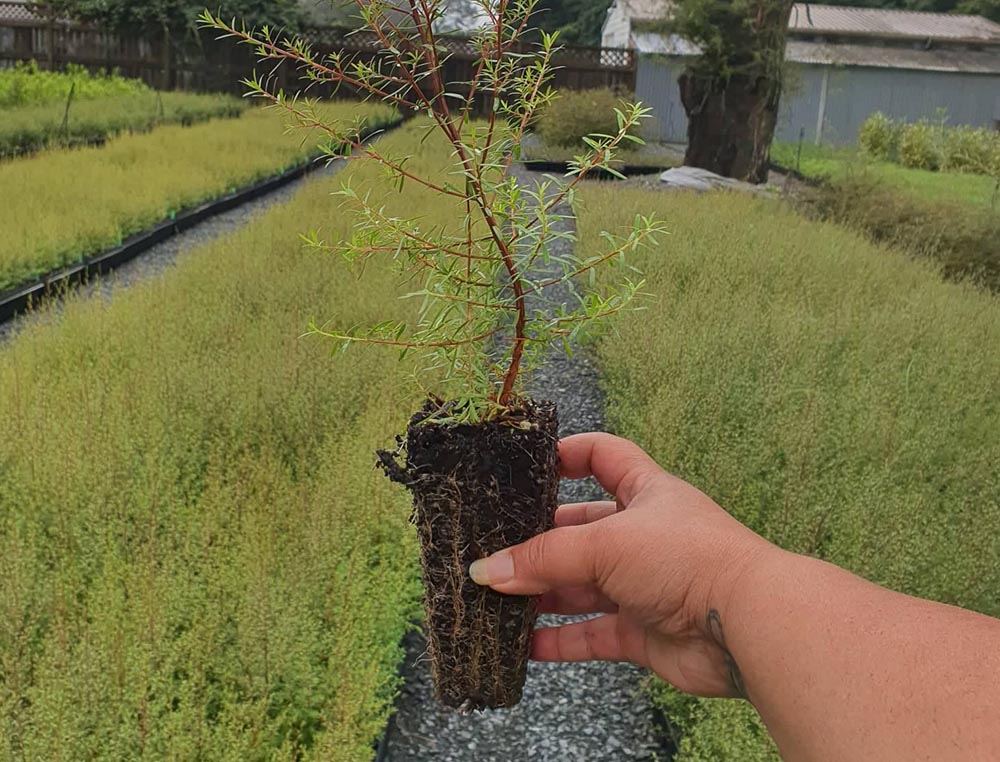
[377,396,560,709]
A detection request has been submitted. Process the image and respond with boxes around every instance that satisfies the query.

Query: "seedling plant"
[203,0,663,710]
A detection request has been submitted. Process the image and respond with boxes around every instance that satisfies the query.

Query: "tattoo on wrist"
[707,609,748,700]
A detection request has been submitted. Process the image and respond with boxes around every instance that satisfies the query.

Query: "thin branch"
[311,326,502,349]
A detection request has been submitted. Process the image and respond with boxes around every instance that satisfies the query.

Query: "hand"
[469,432,775,698]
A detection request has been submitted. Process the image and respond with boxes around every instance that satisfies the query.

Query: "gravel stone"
[382,166,665,762]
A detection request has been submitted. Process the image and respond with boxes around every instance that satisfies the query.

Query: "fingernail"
[469,551,514,586]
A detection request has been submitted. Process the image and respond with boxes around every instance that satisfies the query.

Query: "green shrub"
[0,121,465,760]
[584,185,1000,760]
[858,111,899,161]
[0,91,248,158]
[535,87,633,149]
[898,121,941,170]
[806,173,1000,291]
[0,60,150,107]
[940,125,998,175]
[0,101,395,292]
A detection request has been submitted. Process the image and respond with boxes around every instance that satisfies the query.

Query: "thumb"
[469,525,601,596]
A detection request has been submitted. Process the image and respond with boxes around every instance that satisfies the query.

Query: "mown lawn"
[582,186,1000,760]
[771,141,999,209]
[0,102,395,294]
[0,120,465,760]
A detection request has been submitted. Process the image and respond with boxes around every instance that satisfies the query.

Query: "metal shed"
[604,2,1000,145]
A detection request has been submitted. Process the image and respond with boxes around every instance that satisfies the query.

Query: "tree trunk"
[679,71,780,185]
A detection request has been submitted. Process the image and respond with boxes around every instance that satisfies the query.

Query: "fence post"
[46,5,56,70]
[61,81,76,137]
[161,24,173,90]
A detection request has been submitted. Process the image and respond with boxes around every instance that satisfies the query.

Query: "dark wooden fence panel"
[0,2,635,102]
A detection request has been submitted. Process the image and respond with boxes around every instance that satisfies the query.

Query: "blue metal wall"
[637,57,1000,145]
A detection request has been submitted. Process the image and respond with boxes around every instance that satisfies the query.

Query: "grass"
[581,186,1000,760]
[772,141,1000,290]
[870,161,1000,208]
[0,101,396,293]
[0,119,470,760]
[771,141,1000,209]
[0,92,249,158]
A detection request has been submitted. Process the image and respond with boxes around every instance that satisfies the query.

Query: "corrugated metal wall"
[635,56,688,141]
[637,56,1000,145]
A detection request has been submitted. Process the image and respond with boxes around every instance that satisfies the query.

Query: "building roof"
[622,2,1000,73]
[787,39,1000,73]
[788,4,1000,43]
[612,1,1000,44]
[633,26,1000,74]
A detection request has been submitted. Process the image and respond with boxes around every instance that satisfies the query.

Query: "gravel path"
[0,161,338,345]
[382,167,666,762]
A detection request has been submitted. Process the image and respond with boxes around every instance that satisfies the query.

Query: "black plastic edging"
[521,159,668,180]
[0,119,403,325]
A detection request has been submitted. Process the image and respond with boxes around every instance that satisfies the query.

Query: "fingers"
[469,525,597,595]
[558,433,663,507]
[531,614,648,667]
[554,501,618,527]
[538,585,618,615]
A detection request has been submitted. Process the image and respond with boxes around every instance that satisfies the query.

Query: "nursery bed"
[0,117,401,324]
[584,184,1000,760]
[0,122,449,761]
[0,102,395,294]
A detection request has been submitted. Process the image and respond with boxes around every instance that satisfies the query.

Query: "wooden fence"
[0,3,635,101]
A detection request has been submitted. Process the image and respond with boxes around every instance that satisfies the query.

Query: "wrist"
[703,535,786,699]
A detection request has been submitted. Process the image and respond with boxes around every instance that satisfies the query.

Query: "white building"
[602,1,1000,145]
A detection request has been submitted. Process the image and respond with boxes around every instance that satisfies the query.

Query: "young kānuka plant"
[201,0,664,711]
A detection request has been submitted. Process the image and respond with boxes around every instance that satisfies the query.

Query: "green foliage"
[957,0,1000,21]
[0,90,247,158]
[535,88,635,148]
[771,140,1000,209]
[57,0,302,39]
[0,60,148,107]
[858,111,900,161]
[856,113,999,177]
[939,125,1000,175]
[656,691,778,761]
[0,123,445,761]
[204,3,661,421]
[530,0,613,46]
[831,0,1000,22]
[806,173,1000,291]
[898,120,941,171]
[648,0,794,83]
[584,185,1000,760]
[0,101,395,292]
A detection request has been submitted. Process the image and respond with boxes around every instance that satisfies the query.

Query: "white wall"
[601,3,632,50]
[637,56,1000,146]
